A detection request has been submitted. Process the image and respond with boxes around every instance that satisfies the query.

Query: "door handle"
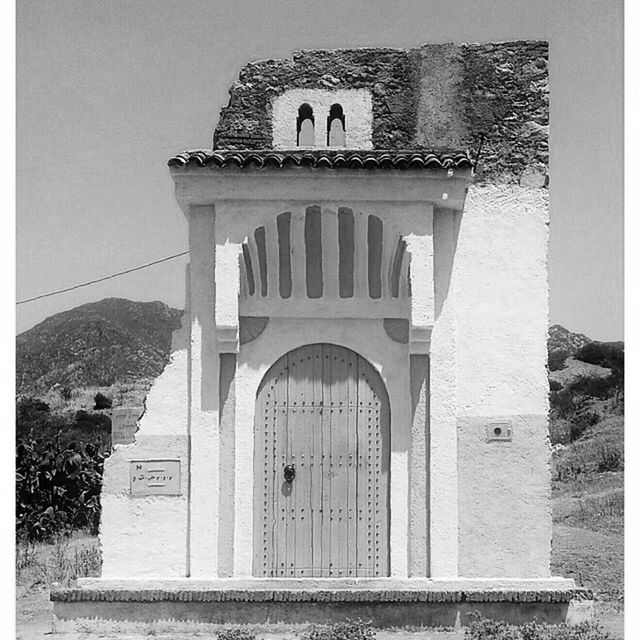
[283,464,296,483]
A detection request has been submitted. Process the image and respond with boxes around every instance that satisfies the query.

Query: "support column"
[187,204,219,577]
[409,354,429,576]
[429,208,459,577]
[406,204,435,352]
[405,204,434,578]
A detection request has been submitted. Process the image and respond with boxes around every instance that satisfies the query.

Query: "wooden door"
[254,343,390,577]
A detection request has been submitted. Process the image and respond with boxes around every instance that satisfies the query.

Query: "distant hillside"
[17,302,622,399]
[16,298,183,396]
[548,324,592,355]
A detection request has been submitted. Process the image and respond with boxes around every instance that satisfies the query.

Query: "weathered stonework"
[214,41,548,184]
[214,48,418,150]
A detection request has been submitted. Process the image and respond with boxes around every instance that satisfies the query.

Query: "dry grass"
[16,532,101,588]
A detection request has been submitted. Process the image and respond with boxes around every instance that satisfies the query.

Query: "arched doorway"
[253,343,390,578]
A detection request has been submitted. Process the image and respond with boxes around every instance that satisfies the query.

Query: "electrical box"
[486,420,513,442]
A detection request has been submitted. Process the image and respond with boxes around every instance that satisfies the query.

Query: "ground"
[16,476,624,640]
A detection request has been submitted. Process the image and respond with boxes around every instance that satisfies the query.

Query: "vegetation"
[93,391,112,410]
[465,615,613,640]
[300,620,376,640]
[16,298,182,396]
[217,628,258,640]
[16,396,109,541]
[548,349,570,371]
[16,533,101,588]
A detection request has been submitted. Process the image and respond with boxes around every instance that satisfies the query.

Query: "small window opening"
[297,103,315,146]
[327,103,346,146]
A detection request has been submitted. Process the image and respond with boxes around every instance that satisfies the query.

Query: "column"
[429,208,459,577]
[187,204,219,577]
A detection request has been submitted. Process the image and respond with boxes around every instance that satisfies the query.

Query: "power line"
[17,250,189,305]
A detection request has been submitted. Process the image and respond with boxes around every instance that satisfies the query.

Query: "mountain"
[16,298,183,396]
[17,301,621,398]
[548,324,592,355]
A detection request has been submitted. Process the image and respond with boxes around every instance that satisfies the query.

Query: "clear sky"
[16,0,623,340]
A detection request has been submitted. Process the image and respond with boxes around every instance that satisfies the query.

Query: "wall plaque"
[130,459,181,496]
[111,407,143,446]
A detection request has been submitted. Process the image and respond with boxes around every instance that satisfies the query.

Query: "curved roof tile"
[168,149,473,171]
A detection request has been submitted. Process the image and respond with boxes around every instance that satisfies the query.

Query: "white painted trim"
[290,208,307,299]
[241,296,410,319]
[172,169,472,212]
[187,205,219,577]
[234,318,410,579]
[353,210,368,298]
[429,210,458,578]
[321,207,339,299]
[265,216,279,298]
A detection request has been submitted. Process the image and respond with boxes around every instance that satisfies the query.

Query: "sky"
[16,0,623,340]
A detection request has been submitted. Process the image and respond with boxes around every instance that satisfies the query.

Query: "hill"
[16,298,183,397]
[548,324,592,355]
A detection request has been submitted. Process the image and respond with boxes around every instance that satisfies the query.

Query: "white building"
[54,41,593,630]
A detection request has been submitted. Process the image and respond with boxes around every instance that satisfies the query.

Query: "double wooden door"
[254,343,390,577]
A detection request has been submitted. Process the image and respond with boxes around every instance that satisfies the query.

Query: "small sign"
[111,407,143,446]
[130,459,181,496]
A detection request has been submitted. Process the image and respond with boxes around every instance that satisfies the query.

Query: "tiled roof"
[168,149,473,171]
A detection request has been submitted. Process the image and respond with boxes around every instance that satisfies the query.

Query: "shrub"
[93,392,112,410]
[300,619,376,640]
[569,376,616,401]
[217,628,256,640]
[465,615,612,640]
[595,439,623,473]
[549,417,571,446]
[60,386,73,401]
[15,431,106,541]
[569,411,600,442]
[574,342,624,401]
[465,614,519,640]
[552,435,623,481]
[548,349,569,371]
[549,379,562,392]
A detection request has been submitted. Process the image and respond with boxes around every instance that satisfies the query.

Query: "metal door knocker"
[283,464,296,483]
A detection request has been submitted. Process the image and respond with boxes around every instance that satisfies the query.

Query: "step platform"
[51,578,595,634]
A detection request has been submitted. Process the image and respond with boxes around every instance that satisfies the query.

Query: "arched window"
[327,103,346,146]
[297,103,315,146]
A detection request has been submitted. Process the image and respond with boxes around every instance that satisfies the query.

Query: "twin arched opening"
[296,103,346,147]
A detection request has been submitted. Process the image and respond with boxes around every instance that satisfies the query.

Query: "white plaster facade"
[99,163,556,586]
[271,89,373,150]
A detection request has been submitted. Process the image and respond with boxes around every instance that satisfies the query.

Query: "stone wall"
[213,48,417,150]
[213,41,548,184]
